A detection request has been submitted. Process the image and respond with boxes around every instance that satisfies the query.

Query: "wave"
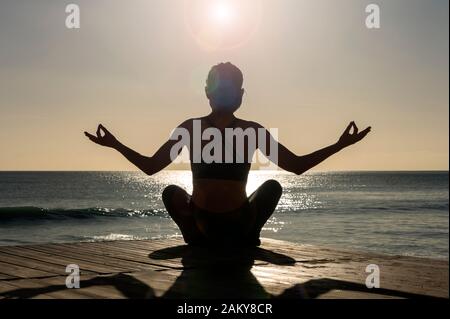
[0,206,168,222]
[0,200,447,223]
[361,203,449,212]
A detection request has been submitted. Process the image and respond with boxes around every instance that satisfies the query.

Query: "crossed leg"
[162,180,282,246]
[247,179,283,245]
[161,185,205,245]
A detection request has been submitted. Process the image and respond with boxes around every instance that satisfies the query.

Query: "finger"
[357,127,371,140]
[344,121,354,134]
[84,132,95,139]
[99,124,110,134]
[96,125,102,138]
[360,126,371,134]
[84,132,100,143]
[351,122,359,135]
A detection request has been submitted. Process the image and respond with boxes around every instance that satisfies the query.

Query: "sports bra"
[191,117,251,182]
[191,162,251,182]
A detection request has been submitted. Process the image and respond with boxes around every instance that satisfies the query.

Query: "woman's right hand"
[337,121,371,149]
[84,124,119,149]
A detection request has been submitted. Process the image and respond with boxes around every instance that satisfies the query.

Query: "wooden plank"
[36,275,127,299]
[0,246,118,275]
[0,261,55,279]
[84,242,187,269]
[0,280,55,299]
[54,243,169,271]
[0,251,77,277]
[0,273,15,280]
[0,275,105,299]
[0,249,97,276]
[24,244,147,273]
[22,245,130,273]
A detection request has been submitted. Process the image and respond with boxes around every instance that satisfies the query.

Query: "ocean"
[0,171,448,259]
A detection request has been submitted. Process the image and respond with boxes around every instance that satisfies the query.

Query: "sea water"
[0,171,448,259]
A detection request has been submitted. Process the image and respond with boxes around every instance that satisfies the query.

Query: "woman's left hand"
[337,121,371,148]
[84,124,119,148]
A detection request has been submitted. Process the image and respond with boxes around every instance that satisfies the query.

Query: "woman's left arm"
[256,121,371,175]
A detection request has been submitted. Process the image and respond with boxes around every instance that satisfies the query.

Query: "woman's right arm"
[85,122,189,176]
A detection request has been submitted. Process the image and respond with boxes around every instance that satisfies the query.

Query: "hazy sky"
[0,0,448,171]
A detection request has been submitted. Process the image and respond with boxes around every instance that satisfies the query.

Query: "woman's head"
[205,62,244,113]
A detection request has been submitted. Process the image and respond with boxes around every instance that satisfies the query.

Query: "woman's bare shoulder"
[178,117,202,128]
[235,118,264,129]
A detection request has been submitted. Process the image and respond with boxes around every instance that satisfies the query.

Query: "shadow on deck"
[1,243,444,299]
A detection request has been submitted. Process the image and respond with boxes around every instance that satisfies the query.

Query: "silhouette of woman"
[85,62,371,247]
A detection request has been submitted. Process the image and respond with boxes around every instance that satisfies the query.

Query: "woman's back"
[188,116,255,213]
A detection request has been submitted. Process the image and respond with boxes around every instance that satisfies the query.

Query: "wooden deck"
[0,238,447,299]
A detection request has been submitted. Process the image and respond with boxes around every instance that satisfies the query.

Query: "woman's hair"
[206,62,244,110]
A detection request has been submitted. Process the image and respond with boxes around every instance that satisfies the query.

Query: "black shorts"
[190,200,255,245]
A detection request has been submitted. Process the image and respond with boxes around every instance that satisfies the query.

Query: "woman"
[85,62,371,247]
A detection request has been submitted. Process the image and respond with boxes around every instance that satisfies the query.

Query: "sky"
[0,0,448,171]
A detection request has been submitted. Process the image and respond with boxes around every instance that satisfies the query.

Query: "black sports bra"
[191,118,251,182]
[191,162,251,182]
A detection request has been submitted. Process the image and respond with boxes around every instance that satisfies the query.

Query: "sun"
[184,0,263,51]
[210,2,235,26]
